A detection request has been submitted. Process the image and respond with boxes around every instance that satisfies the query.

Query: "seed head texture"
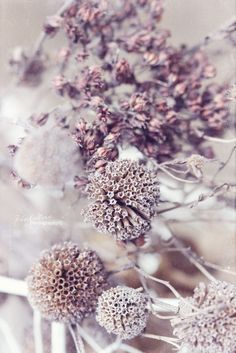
[26,242,108,323]
[83,159,160,241]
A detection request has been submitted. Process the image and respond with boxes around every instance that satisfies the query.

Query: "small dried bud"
[129,93,150,113]
[144,51,168,66]
[26,242,108,323]
[96,286,149,339]
[9,47,45,86]
[77,3,101,23]
[225,83,236,101]
[203,64,216,79]
[186,154,206,178]
[171,281,236,353]
[115,59,134,83]
[44,15,63,36]
[82,160,160,241]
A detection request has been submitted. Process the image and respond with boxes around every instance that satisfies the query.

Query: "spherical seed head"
[26,242,108,323]
[96,286,149,340]
[82,160,160,241]
[171,281,236,353]
[14,127,81,187]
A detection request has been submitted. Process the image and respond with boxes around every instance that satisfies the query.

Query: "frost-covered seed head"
[82,160,160,241]
[26,242,108,323]
[14,127,81,187]
[96,286,149,340]
[171,281,236,353]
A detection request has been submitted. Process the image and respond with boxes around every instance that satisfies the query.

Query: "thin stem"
[33,311,44,353]
[201,260,236,276]
[135,266,198,312]
[212,144,236,181]
[76,325,102,353]
[135,266,183,300]
[51,322,66,353]
[203,135,236,144]
[172,238,217,283]
[103,338,122,353]
[120,344,145,353]
[157,165,199,184]
[188,16,236,51]
[141,333,180,349]
[32,0,76,57]
[69,325,85,353]
[0,318,23,353]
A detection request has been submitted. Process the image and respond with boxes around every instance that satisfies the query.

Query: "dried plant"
[0,1,235,353]
[82,160,160,241]
[171,281,236,353]
[26,242,108,323]
[96,286,149,340]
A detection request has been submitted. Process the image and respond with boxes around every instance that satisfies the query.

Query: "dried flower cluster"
[9,0,232,168]
[13,126,81,187]
[96,286,149,340]
[46,0,230,166]
[171,281,236,353]
[26,242,108,323]
[82,159,160,241]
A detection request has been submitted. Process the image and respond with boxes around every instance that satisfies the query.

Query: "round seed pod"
[171,281,236,353]
[26,242,108,323]
[96,286,149,340]
[14,126,81,188]
[83,159,160,241]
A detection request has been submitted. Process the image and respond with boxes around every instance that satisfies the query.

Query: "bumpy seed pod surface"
[26,242,108,323]
[96,286,149,340]
[171,281,236,353]
[14,126,81,187]
[83,159,160,241]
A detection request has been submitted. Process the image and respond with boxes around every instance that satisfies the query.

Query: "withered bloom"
[26,242,108,323]
[171,281,236,353]
[82,159,160,241]
[96,286,149,339]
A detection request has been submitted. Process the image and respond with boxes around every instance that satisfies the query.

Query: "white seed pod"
[171,281,236,353]
[96,286,149,340]
[14,126,82,187]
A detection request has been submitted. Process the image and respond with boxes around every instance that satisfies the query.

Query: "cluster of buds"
[9,0,232,165]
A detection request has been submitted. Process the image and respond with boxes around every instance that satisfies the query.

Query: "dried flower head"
[26,242,108,323]
[14,126,81,188]
[96,286,149,339]
[82,159,160,241]
[186,154,206,178]
[171,281,236,353]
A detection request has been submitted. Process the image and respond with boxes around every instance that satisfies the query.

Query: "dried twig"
[69,325,85,353]
[141,333,180,349]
